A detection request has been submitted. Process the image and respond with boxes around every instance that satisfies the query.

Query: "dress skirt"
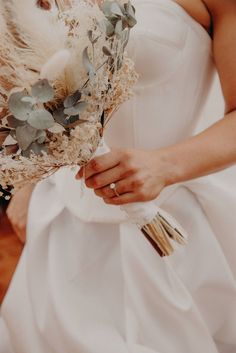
[1,167,236,353]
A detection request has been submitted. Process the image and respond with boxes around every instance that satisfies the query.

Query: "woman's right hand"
[7,184,35,244]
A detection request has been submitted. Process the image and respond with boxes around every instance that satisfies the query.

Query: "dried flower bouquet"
[0,0,138,194]
[0,0,188,256]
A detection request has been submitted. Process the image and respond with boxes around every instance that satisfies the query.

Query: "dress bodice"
[106,0,214,150]
[52,0,215,222]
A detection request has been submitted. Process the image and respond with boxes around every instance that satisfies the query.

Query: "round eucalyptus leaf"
[16,125,38,151]
[28,109,55,130]
[64,90,82,108]
[64,101,87,116]
[31,79,55,103]
[8,90,33,121]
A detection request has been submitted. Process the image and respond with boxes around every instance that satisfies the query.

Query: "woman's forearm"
[161,110,236,186]
[78,110,236,205]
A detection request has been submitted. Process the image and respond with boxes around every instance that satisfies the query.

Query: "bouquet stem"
[141,212,188,257]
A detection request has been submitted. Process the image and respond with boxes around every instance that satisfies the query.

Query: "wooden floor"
[0,210,23,304]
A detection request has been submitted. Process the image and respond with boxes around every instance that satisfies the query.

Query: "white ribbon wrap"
[51,139,188,256]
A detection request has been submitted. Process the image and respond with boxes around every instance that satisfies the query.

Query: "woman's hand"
[7,184,35,243]
[77,149,170,205]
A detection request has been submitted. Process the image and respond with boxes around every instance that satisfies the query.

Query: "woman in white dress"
[1,0,236,352]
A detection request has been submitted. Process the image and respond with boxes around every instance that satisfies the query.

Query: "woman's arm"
[77,0,236,205]
[163,0,236,184]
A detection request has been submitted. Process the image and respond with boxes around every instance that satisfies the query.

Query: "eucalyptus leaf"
[83,47,96,80]
[102,1,113,16]
[125,2,136,17]
[121,29,130,47]
[28,109,55,130]
[22,142,48,157]
[64,90,82,108]
[102,46,113,56]
[110,2,123,16]
[88,30,93,43]
[54,108,80,128]
[16,125,38,151]
[53,108,67,125]
[115,20,123,37]
[8,90,33,121]
[64,101,87,116]
[53,107,68,126]
[126,14,137,28]
[101,19,114,37]
[123,2,137,27]
[36,130,47,144]
[31,79,54,103]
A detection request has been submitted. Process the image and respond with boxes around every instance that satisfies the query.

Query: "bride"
[1,0,236,352]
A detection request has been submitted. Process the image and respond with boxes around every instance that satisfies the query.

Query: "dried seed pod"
[36,0,52,10]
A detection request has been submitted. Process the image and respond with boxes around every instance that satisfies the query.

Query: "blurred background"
[0,192,23,304]
[0,73,225,305]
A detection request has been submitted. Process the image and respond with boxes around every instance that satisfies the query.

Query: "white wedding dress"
[1,1,236,352]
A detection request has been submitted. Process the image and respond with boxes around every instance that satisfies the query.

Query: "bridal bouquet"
[0,0,137,194]
[0,0,187,256]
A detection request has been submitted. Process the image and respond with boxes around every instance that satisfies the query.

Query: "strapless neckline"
[171,0,212,39]
[134,0,212,48]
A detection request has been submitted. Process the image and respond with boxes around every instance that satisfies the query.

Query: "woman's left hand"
[76,148,170,205]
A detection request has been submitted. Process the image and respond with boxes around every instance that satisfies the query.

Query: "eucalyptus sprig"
[0,0,138,197]
[7,79,55,155]
[102,0,137,38]
[53,90,88,128]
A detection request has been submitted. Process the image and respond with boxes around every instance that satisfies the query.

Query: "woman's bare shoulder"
[175,0,211,30]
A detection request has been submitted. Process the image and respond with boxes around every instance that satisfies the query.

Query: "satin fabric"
[1,1,236,352]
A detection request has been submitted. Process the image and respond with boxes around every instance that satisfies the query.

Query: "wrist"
[155,147,184,187]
